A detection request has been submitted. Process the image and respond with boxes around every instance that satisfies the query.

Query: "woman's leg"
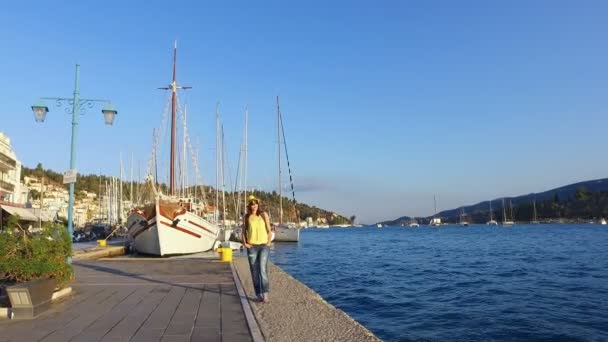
[247,246,261,297]
[259,246,270,299]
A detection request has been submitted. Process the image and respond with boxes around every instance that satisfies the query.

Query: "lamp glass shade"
[31,104,49,123]
[101,104,117,125]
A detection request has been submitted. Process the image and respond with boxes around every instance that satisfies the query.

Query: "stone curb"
[231,262,265,342]
[73,246,126,260]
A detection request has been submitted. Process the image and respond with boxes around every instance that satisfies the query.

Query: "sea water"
[270,225,608,341]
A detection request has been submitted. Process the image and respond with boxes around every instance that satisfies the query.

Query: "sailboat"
[501,198,514,226]
[486,200,498,225]
[459,207,469,226]
[429,195,441,226]
[531,199,540,224]
[273,96,300,242]
[126,43,220,256]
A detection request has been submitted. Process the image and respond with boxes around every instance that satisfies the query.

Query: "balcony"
[0,157,16,172]
[0,178,15,192]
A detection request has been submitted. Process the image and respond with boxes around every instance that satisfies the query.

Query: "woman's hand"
[243,242,252,248]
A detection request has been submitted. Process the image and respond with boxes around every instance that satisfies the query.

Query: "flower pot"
[6,278,57,319]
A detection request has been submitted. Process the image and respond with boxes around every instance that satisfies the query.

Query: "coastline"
[233,256,381,342]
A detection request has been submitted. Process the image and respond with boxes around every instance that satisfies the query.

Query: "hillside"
[21,163,352,225]
[382,178,608,225]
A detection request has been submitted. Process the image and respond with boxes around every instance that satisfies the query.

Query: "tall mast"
[158,41,191,196]
[170,42,177,195]
[130,152,133,209]
[277,96,283,224]
[119,154,123,224]
[221,125,227,228]
[489,200,493,221]
[182,105,188,197]
[244,106,248,220]
[215,103,220,223]
[502,198,507,222]
[433,195,437,217]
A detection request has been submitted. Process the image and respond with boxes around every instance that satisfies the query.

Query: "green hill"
[21,163,351,225]
[382,178,608,225]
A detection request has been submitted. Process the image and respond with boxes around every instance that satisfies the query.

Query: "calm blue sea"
[270,225,608,342]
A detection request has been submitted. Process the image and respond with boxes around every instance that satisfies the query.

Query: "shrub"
[0,222,73,288]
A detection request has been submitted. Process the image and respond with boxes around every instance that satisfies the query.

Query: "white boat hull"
[274,226,300,242]
[127,199,220,256]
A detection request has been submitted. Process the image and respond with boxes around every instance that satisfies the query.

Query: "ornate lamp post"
[31,64,117,263]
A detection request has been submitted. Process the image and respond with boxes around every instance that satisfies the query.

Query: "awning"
[1,205,39,221]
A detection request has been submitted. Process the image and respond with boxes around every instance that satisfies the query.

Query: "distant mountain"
[381,178,608,225]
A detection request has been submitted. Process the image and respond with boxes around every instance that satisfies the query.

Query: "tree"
[575,187,590,201]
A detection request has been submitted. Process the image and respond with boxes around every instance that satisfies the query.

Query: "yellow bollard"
[217,247,233,262]
[97,239,107,247]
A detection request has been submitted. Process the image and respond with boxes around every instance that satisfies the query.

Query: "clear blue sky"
[1,1,607,223]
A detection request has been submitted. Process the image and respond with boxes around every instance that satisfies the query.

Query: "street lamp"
[31,64,117,263]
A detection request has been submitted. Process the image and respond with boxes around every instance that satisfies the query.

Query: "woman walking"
[242,195,272,303]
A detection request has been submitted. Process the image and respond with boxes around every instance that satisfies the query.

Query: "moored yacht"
[127,43,220,256]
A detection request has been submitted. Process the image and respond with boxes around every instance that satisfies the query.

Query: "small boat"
[376,223,383,228]
[429,217,441,227]
[487,200,498,225]
[429,196,441,226]
[602,218,607,225]
[459,207,469,227]
[501,198,515,227]
[408,220,420,228]
[273,96,300,242]
[531,199,540,224]
[274,224,300,242]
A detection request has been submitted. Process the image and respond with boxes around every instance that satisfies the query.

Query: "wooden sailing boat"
[273,96,300,242]
[126,42,220,256]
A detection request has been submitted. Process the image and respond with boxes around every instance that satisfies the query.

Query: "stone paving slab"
[0,259,252,342]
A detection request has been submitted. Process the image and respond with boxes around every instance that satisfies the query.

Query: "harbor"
[3,2,608,341]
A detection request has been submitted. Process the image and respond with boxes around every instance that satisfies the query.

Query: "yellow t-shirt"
[247,214,268,244]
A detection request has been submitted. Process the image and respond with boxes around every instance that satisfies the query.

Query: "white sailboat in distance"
[487,200,498,225]
[273,96,300,242]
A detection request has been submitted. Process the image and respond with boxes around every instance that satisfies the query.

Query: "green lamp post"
[31,64,117,263]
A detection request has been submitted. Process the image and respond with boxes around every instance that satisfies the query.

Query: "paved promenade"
[0,259,252,342]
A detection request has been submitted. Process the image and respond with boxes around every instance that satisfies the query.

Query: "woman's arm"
[262,212,272,244]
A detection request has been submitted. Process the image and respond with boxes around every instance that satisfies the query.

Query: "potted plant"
[0,215,73,319]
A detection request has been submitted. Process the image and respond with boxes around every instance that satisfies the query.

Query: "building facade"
[0,131,26,204]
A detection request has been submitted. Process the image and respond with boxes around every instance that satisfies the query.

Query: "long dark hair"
[244,202,265,233]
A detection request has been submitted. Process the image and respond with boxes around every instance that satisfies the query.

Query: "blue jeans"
[247,244,270,296]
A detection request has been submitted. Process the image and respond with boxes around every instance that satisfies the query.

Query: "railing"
[0,178,15,191]
[0,157,16,171]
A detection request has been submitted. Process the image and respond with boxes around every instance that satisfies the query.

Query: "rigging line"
[234,141,243,220]
[222,130,239,221]
[152,92,173,188]
[175,94,206,203]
